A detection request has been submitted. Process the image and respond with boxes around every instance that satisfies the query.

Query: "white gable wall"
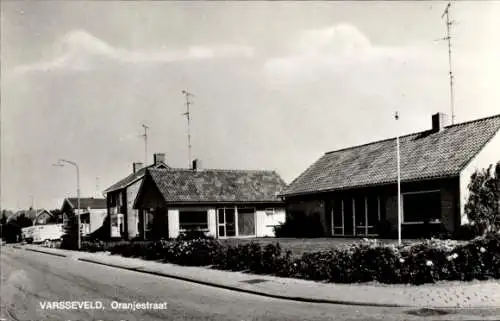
[459,130,500,224]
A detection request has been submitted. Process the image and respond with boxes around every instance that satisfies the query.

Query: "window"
[218,208,236,237]
[179,210,208,231]
[237,207,255,236]
[403,191,441,223]
[331,199,344,235]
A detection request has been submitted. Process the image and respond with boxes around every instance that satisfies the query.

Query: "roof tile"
[146,168,287,204]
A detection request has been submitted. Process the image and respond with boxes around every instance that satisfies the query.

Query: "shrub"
[78,232,500,285]
[465,161,500,234]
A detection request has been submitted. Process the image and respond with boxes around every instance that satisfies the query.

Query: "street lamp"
[53,159,81,250]
[395,112,402,245]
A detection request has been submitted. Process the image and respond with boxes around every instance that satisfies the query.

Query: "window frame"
[178,210,209,232]
[402,190,442,224]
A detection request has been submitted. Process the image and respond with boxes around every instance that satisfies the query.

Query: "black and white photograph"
[1,1,499,320]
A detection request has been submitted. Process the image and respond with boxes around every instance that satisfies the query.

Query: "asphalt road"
[1,246,498,321]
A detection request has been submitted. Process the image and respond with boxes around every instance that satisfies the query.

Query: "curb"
[25,247,68,258]
[77,257,407,308]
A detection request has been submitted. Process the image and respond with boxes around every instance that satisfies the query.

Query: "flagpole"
[395,112,401,245]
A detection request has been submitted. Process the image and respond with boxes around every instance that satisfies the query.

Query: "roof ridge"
[325,113,500,155]
[445,113,500,129]
[148,167,278,174]
[103,162,169,192]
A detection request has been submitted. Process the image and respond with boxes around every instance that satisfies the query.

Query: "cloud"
[12,29,255,75]
[264,24,435,84]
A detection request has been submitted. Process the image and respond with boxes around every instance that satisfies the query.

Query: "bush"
[78,232,500,285]
[465,162,500,234]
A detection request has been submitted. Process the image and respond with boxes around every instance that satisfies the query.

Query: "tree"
[465,161,500,234]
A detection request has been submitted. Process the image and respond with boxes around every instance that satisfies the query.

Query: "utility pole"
[141,124,149,165]
[182,90,195,167]
[53,159,81,250]
[441,0,456,124]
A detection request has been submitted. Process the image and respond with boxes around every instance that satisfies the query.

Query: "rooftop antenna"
[440,0,456,124]
[182,90,195,167]
[141,124,149,165]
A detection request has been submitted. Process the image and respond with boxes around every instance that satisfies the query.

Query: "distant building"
[280,113,500,238]
[134,161,287,239]
[61,197,107,236]
[7,208,52,225]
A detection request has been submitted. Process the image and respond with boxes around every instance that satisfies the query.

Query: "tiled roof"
[103,162,169,193]
[281,114,500,197]
[6,209,49,223]
[65,197,107,209]
[144,168,287,204]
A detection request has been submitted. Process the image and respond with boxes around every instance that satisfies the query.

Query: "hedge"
[77,232,500,285]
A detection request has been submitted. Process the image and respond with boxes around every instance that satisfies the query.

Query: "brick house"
[280,113,500,238]
[133,162,287,239]
[103,153,169,239]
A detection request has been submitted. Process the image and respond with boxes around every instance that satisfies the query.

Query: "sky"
[1,1,499,210]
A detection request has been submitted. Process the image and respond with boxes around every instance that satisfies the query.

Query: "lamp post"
[53,159,81,250]
[395,112,402,245]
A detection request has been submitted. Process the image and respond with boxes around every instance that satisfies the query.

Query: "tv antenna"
[182,90,195,167]
[141,124,149,164]
[440,0,456,124]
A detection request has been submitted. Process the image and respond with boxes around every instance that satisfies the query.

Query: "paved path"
[19,245,500,309]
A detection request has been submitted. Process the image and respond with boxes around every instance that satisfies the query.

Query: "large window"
[237,208,255,236]
[403,191,441,223]
[179,210,208,231]
[217,207,256,237]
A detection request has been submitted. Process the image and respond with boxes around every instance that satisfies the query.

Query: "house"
[61,197,107,236]
[280,113,500,238]
[103,153,169,239]
[133,160,287,239]
[6,208,52,225]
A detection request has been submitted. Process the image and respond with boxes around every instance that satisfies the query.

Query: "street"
[0,246,498,321]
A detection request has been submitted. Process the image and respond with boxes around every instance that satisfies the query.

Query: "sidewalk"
[18,245,500,309]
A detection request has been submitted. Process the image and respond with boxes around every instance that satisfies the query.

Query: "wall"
[89,209,108,234]
[126,179,143,239]
[255,207,286,237]
[207,209,217,237]
[167,209,179,238]
[459,130,500,224]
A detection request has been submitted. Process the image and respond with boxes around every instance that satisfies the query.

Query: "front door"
[217,208,236,237]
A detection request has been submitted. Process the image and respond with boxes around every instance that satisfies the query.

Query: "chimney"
[132,162,143,173]
[153,153,165,165]
[192,158,200,171]
[431,113,450,132]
